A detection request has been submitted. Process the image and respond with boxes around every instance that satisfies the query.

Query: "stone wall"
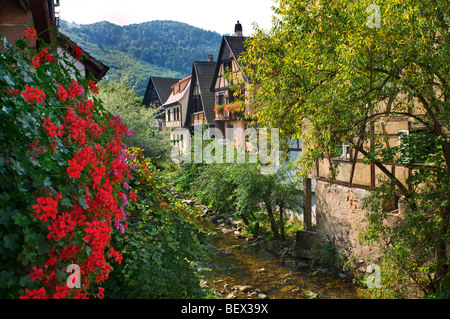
[314,180,383,265]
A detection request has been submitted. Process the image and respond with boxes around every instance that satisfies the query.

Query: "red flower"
[53,285,70,299]
[21,85,46,105]
[24,26,37,40]
[58,84,68,102]
[109,246,122,264]
[88,80,99,94]
[20,287,49,299]
[42,117,63,139]
[68,80,84,99]
[6,88,19,96]
[32,196,59,222]
[32,54,40,68]
[29,266,45,281]
[67,157,84,179]
[71,45,82,60]
[129,190,137,202]
[41,48,55,63]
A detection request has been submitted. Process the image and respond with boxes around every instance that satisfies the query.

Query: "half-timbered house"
[141,76,180,108]
[186,57,216,131]
[210,21,249,140]
[162,76,191,153]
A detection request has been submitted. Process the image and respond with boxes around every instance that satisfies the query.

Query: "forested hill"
[59,20,223,96]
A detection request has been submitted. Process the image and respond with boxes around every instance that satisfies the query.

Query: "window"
[341,141,351,160]
[332,140,352,161]
[288,139,302,151]
[218,94,224,106]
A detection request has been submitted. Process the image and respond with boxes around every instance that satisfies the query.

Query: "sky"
[57,0,276,36]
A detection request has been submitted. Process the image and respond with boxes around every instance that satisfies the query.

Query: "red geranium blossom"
[21,85,46,105]
[32,196,59,222]
[24,26,37,40]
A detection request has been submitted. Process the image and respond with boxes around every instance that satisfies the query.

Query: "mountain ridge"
[59,20,223,96]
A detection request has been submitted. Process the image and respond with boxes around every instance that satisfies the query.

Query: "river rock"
[296,261,310,270]
[338,272,350,280]
[257,268,266,273]
[302,289,319,299]
[222,228,234,234]
[210,214,222,224]
[226,293,237,299]
[258,293,269,299]
[317,266,329,273]
[234,285,253,293]
[248,291,258,298]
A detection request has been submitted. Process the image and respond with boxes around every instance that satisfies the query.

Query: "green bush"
[97,76,171,162]
[104,148,208,299]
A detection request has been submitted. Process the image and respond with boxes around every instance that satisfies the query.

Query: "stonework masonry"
[314,180,383,265]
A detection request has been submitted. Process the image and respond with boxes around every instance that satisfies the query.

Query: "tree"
[240,0,449,297]
[97,76,171,163]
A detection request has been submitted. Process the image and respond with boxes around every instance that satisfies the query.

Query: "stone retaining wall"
[314,180,383,265]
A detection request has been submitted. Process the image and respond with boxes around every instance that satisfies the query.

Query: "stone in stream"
[222,228,234,235]
[248,291,259,298]
[257,268,266,273]
[237,285,253,293]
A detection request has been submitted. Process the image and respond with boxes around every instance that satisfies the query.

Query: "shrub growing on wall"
[0,29,131,298]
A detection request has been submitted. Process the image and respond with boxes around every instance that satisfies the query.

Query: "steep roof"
[58,32,110,81]
[162,76,191,107]
[192,61,216,125]
[210,35,248,91]
[142,77,180,106]
[224,36,247,60]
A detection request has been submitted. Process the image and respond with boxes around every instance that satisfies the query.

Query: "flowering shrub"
[0,29,130,298]
[214,104,225,114]
[104,148,208,299]
[224,101,245,114]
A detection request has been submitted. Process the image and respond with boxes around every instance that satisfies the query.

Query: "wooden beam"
[303,178,312,231]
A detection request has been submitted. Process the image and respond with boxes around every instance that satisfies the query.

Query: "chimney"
[208,55,214,62]
[235,20,243,37]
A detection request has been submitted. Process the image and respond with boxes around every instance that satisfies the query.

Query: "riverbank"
[184,199,366,299]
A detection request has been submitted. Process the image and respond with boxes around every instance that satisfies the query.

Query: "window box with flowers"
[214,104,225,118]
[224,101,245,119]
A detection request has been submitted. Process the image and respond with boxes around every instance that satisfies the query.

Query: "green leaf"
[2,75,14,86]
[78,196,89,210]
[60,198,72,208]
[2,106,16,115]
[3,233,20,252]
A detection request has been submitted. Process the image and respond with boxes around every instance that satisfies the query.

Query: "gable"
[210,36,248,92]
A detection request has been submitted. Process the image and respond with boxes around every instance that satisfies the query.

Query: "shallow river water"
[198,219,365,299]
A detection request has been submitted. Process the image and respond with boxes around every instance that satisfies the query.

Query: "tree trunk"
[264,199,279,239]
[434,204,450,291]
[240,213,250,226]
[279,203,285,241]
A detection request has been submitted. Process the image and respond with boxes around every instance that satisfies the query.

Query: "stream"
[195,213,365,300]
